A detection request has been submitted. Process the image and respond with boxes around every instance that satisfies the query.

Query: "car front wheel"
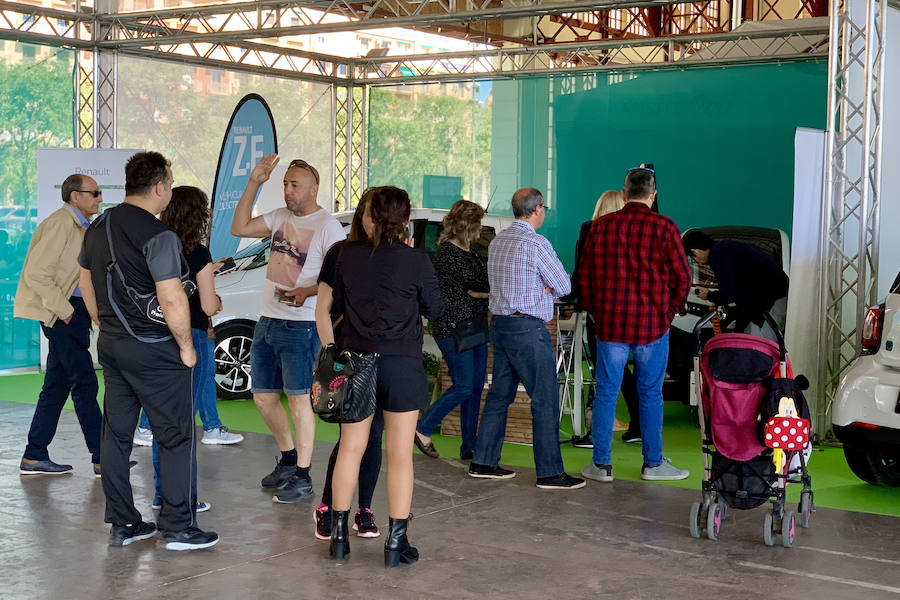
[843,445,900,487]
[214,320,256,400]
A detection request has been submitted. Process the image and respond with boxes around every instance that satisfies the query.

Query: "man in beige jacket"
[14,174,103,475]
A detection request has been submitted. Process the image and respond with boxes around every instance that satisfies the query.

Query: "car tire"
[843,445,900,487]
[214,320,256,400]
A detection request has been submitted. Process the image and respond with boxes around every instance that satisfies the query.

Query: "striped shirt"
[576,202,691,344]
[487,220,571,322]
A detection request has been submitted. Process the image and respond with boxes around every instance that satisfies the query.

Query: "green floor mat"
[3,370,898,516]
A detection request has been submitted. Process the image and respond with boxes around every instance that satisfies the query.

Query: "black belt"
[509,311,532,318]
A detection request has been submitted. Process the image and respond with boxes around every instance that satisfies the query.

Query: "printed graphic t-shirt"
[260,206,345,322]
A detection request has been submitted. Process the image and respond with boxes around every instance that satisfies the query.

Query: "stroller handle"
[692,308,787,361]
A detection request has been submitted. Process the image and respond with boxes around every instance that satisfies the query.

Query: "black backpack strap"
[102,210,172,344]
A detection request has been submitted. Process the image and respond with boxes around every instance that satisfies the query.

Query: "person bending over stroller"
[682,231,788,342]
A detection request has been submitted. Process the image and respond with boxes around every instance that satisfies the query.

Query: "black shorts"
[376,355,428,413]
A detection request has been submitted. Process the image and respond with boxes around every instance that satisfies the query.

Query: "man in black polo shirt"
[79,151,218,550]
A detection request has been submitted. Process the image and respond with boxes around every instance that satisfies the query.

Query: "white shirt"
[259,207,346,321]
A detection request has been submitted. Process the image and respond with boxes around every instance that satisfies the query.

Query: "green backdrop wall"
[546,62,828,270]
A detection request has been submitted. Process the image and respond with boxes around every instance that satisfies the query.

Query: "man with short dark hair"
[682,230,788,340]
[14,173,103,476]
[577,168,692,483]
[79,151,218,549]
[467,187,585,490]
[231,154,345,503]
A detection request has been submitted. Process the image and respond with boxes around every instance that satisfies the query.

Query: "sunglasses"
[288,159,320,185]
[626,167,655,175]
[76,189,103,198]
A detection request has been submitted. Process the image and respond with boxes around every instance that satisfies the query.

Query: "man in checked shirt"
[576,168,692,483]
[467,187,585,490]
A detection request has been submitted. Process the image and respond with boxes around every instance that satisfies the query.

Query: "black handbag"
[452,314,489,353]
[311,344,378,423]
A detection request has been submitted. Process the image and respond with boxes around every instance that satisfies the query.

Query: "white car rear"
[832,275,900,486]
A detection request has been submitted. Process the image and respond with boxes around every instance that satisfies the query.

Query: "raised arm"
[230,153,278,238]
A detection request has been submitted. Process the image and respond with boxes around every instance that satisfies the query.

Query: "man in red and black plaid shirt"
[576,168,691,483]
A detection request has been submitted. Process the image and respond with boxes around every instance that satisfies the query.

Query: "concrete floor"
[2,401,900,600]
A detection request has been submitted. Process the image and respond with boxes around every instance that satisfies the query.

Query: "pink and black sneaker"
[353,508,380,538]
[314,502,332,540]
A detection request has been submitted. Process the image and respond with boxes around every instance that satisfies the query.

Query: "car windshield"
[234,238,270,259]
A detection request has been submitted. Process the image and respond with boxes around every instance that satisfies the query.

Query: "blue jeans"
[591,332,669,467]
[417,337,487,456]
[472,315,565,478]
[250,317,319,395]
[147,328,221,498]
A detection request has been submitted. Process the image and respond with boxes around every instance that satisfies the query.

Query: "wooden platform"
[436,317,559,445]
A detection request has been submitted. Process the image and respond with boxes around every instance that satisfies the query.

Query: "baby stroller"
[688,310,814,547]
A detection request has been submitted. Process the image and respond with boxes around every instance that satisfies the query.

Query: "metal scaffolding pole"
[817,0,885,441]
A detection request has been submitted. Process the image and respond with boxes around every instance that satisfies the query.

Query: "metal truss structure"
[816,0,886,441]
[333,85,366,211]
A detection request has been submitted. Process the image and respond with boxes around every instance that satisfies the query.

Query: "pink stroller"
[688,311,814,547]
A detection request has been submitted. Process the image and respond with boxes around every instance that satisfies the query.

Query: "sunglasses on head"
[76,189,103,198]
[626,167,655,176]
[288,159,320,185]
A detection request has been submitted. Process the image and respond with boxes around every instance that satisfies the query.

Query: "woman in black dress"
[414,200,489,460]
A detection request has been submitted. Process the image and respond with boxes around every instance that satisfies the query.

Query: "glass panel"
[117,56,334,212]
[0,43,75,370]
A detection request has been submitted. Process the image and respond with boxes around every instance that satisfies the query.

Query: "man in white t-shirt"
[231,154,345,503]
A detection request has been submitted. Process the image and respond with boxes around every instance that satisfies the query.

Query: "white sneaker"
[641,457,689,481]
[133,427,153,447]
[201,426,244,445]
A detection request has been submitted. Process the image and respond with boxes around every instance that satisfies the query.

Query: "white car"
[212,207,515,399]
[832,273,900,486]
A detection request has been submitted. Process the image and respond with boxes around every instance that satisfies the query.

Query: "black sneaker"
[159,526,219,551]
[571,435,594,449]
[314,504,332,540]
[353,508,380,538]
[622,430,642,444]
[536,473,586,490]
[109,521,157,547]
[261,460,297,489]
[468,463,516,479]
[273,471,314,503]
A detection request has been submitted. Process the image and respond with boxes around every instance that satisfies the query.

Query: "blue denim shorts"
[250,317,320,396]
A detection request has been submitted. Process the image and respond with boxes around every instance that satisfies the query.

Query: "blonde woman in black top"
[414,200,489,460]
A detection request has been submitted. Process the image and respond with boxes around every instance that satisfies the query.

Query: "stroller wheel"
[706,502,723,541]
[763,512,775,547]
[799,492,814,529]
[781,511,796,548]
[689,502,702,539]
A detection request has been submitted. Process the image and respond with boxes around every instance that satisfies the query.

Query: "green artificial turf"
[2,370,899,517]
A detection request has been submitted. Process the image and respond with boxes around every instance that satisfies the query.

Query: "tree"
[0,52,74,211]
[367,84,492,207]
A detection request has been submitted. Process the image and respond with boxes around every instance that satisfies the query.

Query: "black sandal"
[414,433,440,459]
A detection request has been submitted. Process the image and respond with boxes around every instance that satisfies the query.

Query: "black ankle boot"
[330,510,350,560]
[384,515,418,568]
